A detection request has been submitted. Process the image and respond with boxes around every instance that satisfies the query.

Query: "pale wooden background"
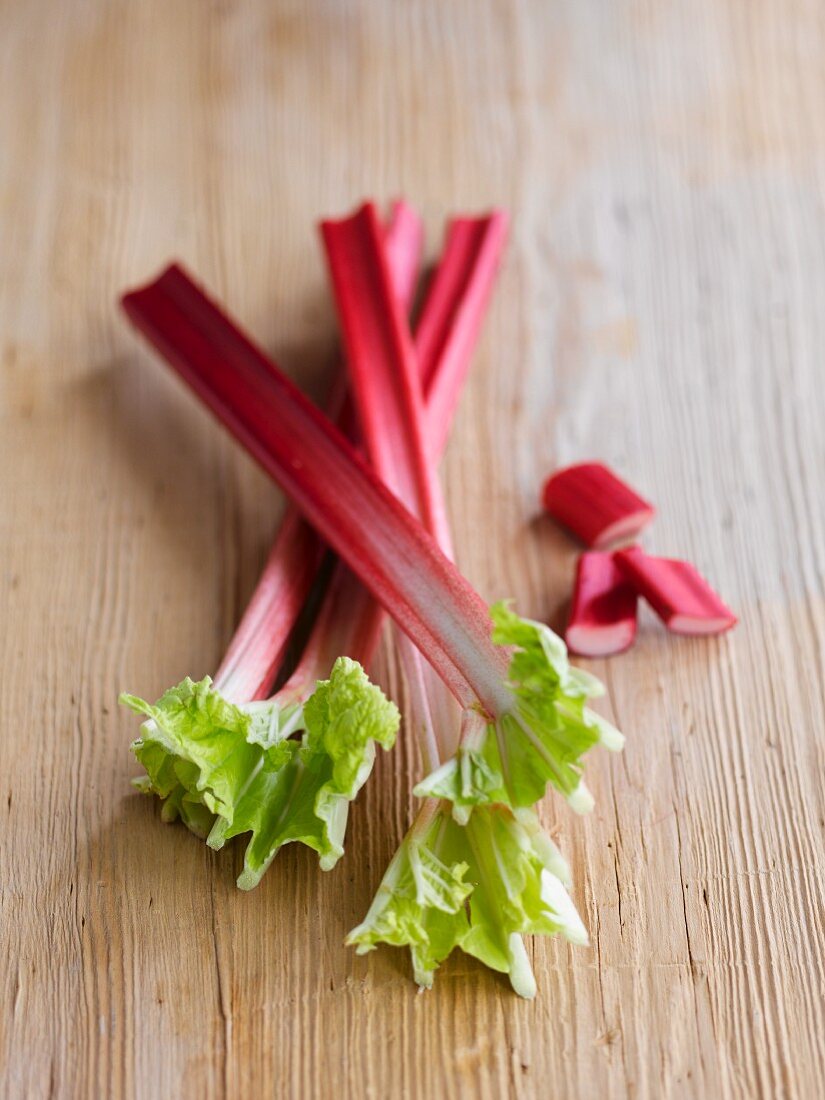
[2,1,824,1097]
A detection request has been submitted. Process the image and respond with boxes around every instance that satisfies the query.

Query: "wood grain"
[2,1,824,1096]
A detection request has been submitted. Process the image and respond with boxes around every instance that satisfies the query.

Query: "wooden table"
[2,2,823,1096]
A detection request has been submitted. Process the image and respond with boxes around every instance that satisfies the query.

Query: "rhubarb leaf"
[459,803,587,997]
[415,603,624,815]
[211,656,400,887]
[348,803,586,996]
[121,676,287,823]
[120,658,399,888]
[347,806,472,988]
[410,746,506,825]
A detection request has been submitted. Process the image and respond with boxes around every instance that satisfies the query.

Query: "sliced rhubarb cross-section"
[615,546,737,636]
[542,462,655,548]
[565,552,638,657]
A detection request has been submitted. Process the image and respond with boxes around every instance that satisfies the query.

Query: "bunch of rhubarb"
[120,204,424,888]
[543,462,737,656]
[120,200,622,997]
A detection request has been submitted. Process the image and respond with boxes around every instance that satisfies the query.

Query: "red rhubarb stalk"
[615,546,737,636]
[565,552,638,658]
[321,204,450,560]
[213,508,322,701]
[414,211,509,457]
[323,204,571,999]
[543,462,655,549]
[122,263,620,809]
[213,202,424,701]
[321,202,464,769]
[284,204,508,713]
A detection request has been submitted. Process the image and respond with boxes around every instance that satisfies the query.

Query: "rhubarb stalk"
[121,203,506,888]
[321,203,460,771]
[120,204,424,885]
[415,211,509,458]
[320,203,593,996]
[212,201,424,702]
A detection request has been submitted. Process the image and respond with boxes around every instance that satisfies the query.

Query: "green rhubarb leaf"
[348,802,586,997]
[121,676,287,823]
[212,656,400,887]
[416,602,624,816]
[347,804,472,988]
[155,781,217,838]
[120,658,399,888]
[412,746,506,825]
[460,804,587,996]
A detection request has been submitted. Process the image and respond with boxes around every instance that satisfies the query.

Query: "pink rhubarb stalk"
[615,546,737,636]
[565,552,638,657]
[543,462,655,549]
[213,202,424,702]
[323,204,554,998]
[322,204,451,561]
[415,211,509,458]
[278,203,506,724]
[321,202,465,768]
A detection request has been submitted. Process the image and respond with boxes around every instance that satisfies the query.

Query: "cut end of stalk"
[507,934,537,999]
[668,612,738,635]
[567,781,595,815]
[591,510,655,549]
[566,621,636,657]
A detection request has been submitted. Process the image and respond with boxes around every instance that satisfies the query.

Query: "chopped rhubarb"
[565,552,638,657]
[615,546,737,636]
[542,462,655,548]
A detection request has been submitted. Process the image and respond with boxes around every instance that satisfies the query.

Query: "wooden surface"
[2,1,824,1096]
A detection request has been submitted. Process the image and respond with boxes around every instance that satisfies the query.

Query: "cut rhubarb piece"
[614,546,737,636]
[542,462,655,548]
[565,552,638,657]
